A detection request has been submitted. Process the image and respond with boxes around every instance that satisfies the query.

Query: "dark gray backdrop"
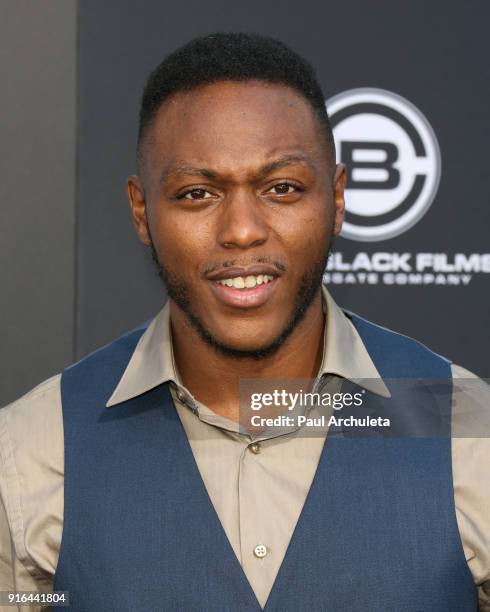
[0,1,76,406]
[77,0,489,377]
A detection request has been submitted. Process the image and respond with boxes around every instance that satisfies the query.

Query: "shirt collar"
[106,285,390,408]
[318,287,391,397]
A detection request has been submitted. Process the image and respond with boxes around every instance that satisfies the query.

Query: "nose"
[217,188,268,250]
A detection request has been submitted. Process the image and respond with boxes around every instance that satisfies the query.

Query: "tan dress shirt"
[1,286,489,611]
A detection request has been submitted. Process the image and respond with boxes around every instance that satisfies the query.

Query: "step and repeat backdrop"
[77,0,489,376]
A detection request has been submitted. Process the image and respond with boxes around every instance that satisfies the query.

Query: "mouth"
[209,273,279,309]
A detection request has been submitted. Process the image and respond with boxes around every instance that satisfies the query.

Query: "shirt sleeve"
[0,490,14,590]
[451,364,490,611]
[0,375,63,612]
[0,488,41,612]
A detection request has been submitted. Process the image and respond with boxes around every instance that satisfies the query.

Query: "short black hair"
[137,32,335,168]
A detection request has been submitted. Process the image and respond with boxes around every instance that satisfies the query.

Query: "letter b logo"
[326,88,441,242]
[341,141,400,190]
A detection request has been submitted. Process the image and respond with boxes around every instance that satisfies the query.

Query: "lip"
[209,277,279,309]
[206,264,281,281]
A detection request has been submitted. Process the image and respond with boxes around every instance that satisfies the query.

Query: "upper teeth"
[217,274,274,289]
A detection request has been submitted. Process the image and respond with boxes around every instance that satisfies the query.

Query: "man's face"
[128,80,345,357]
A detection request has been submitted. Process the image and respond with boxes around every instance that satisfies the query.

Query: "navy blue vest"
[54,310,477,611]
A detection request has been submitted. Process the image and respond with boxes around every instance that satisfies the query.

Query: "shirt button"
[176,389,186,402]
[249,442,261,454]
[253,544,268,559]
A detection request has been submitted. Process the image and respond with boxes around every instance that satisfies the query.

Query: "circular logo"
[326,88,441,242]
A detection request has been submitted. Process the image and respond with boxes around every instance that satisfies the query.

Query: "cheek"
[151,212,212,272]
[274,204,332,268]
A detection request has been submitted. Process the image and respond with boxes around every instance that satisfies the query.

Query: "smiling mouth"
[210,274,279,308]
[215,274,275,289]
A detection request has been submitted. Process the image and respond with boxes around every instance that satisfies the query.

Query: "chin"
[202,325,290,359]
[215,333,277,351]
[180,301,294,358]
[213,321,283,345]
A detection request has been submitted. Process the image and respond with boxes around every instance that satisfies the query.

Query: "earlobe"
[127,175,151,246]
[333,164,346,236]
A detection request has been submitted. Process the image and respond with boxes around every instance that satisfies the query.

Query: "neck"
[169,292,325,421]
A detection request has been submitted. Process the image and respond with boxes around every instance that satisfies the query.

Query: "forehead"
[143,80,328,178]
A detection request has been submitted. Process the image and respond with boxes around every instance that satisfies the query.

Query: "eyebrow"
[159,153,316,185]
[254,154,315,180]
[159,164,217,184]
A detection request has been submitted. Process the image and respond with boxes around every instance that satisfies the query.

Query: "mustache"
[202,256,287,277]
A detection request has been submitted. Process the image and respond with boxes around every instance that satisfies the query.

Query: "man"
[0,33,489,611]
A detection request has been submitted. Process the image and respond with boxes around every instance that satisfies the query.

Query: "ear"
[332,163,346,236]
[127,175,151,246]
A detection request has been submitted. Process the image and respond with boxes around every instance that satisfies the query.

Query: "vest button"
[253,544,268,559]
[249,443,261,454]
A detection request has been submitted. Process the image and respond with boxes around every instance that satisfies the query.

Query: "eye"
[268,182,301,195]
[180,188,214,201]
